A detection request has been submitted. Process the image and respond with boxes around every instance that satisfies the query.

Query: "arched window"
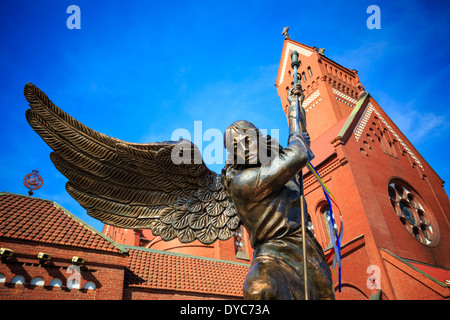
[30,276,44,286]
[84,281,96,290]
[322,204,338,245]
[11,275,25,285]
[308,66,313,77]
[302,72,307,82]
[49,278,63,287]
[234,225,250,260]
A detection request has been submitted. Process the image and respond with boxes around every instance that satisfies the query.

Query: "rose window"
[388,180,439,246]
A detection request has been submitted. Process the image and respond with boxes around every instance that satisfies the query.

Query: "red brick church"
[1,37,449,300]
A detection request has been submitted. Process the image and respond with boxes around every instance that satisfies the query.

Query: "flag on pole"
[306,162,343,292]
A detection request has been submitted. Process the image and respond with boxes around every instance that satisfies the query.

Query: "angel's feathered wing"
[24,83,240,244]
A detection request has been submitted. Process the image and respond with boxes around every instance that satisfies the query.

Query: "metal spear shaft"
[291,50,309,300]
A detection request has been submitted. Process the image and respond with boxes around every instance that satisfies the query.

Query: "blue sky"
[1,0,449,232]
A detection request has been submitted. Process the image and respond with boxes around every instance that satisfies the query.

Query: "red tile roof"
[302,116,349,176]
[125,246,250,297]
[407,261,450,285]
[0,192,125,253]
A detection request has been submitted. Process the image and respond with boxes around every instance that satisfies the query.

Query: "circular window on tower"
[388,179,440,246]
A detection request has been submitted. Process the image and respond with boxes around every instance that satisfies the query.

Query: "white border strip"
[278,42,313,86]
[354,103,423,170]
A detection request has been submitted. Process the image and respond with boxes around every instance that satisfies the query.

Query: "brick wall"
[344,98,450,267]
[124,288,242,300]
[381,251,450,299]
[0,238,127,300]
[301,94,449,300]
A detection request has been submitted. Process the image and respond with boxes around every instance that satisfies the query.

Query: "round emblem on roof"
[23,169,44,195]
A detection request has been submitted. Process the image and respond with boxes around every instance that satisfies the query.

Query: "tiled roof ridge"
[336,92,370,140]
[123,244,251,267]
[381,248,449,287]
[0,191,127,253]
[403,258,450,271]
[1,190,56,204]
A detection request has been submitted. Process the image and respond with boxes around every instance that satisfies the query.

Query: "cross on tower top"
[282,27,289,39]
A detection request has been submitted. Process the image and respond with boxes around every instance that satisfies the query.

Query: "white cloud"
[374,92,449,145]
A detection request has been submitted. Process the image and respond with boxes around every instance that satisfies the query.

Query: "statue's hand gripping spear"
[288,51,314,159]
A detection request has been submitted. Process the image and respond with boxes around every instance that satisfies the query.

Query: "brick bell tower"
[276,35,450,299]
[276,37,365,141]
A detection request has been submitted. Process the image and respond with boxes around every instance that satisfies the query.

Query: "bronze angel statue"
[24,81,334,300]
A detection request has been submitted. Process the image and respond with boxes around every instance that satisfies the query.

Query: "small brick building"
[0,192,249,300]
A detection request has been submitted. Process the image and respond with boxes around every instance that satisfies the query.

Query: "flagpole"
[290,50,309,300]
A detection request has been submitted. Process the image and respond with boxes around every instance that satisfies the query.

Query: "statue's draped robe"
[225,137,335,300]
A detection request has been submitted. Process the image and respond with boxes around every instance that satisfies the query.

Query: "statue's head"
[224,120,281,167]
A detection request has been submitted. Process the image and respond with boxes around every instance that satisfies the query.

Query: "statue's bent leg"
[243,256,305,300]
[305,232,336,300]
